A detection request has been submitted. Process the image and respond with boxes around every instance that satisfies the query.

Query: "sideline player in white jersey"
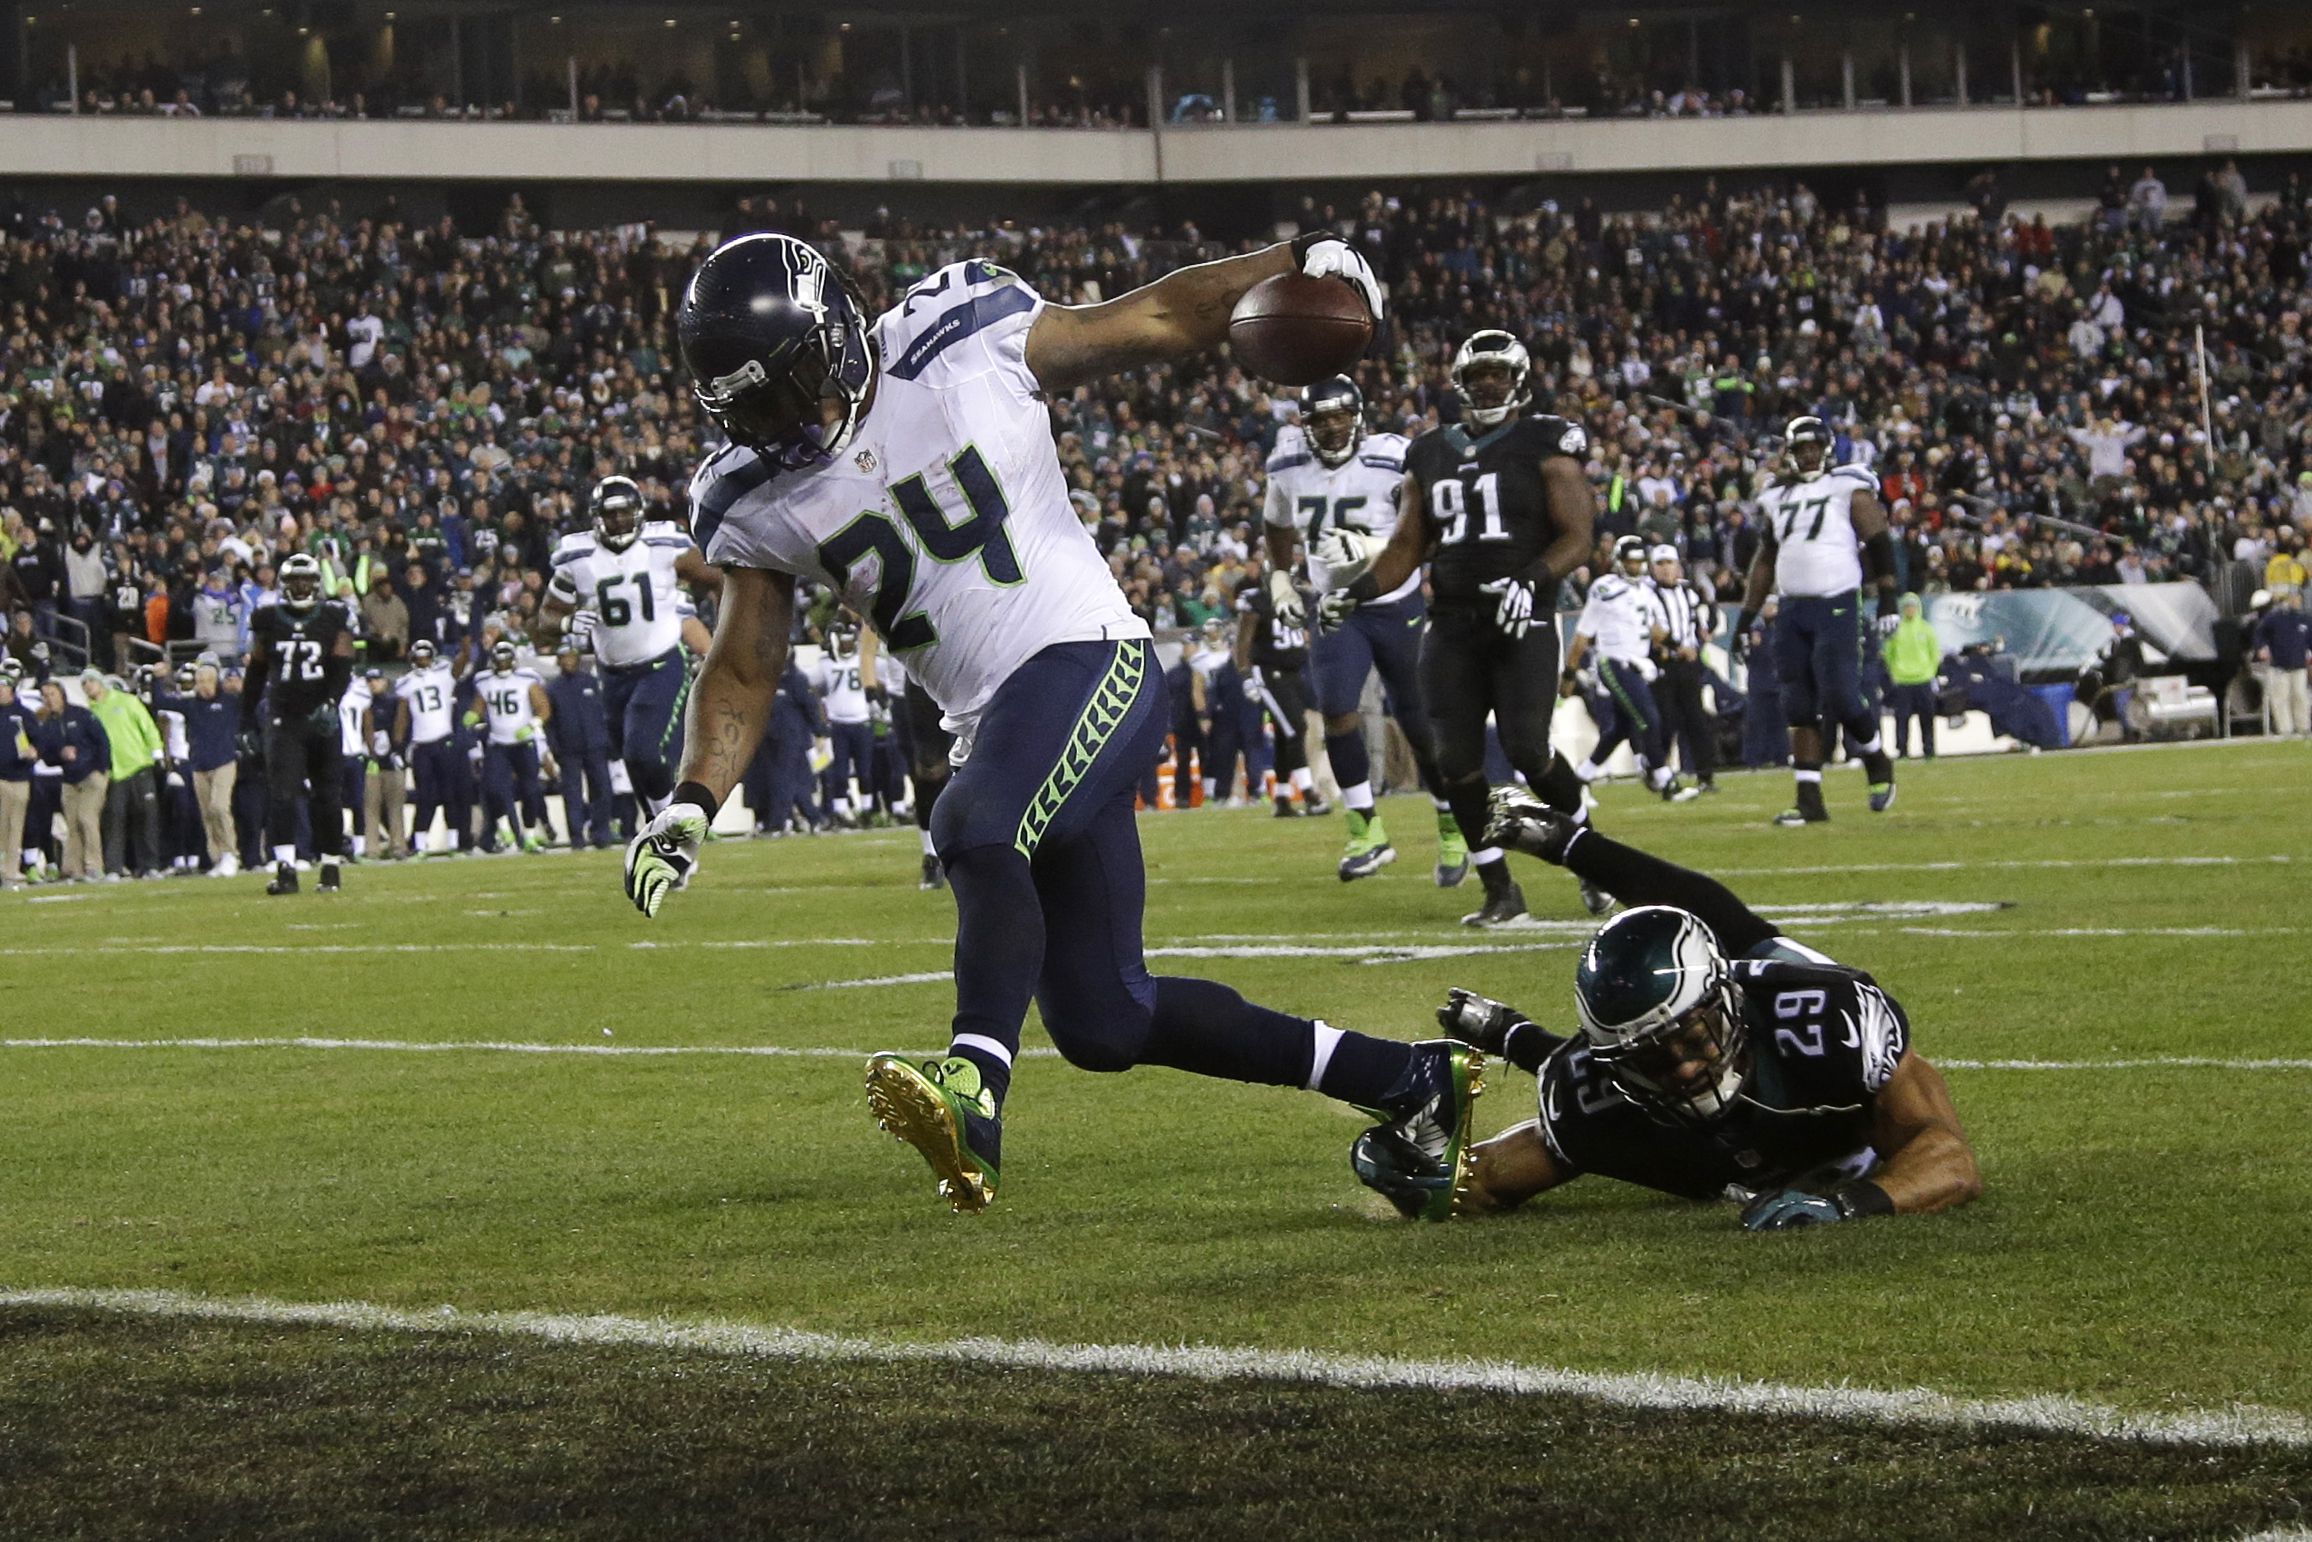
[393,637,471,854]
[538,475,720,817]
[1561,535,1694,802]
[814,618,874,825]
[625,231,1487,1217]
[336,668,372,858]
[468,638,554,852]
[1262,374,1469,884]
[1732,415,1901,825]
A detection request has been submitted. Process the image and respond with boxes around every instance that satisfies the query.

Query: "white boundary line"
[0,1286,2303,1450]
[3,1038,2306,1072]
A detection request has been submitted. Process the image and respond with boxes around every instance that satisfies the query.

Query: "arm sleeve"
[1558,826,1780,957]
[239,652,270,730]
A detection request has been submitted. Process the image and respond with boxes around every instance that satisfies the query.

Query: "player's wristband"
[672,780,723,818]
[1830,1179,1895,1220]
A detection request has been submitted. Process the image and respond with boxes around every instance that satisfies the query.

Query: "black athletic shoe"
[264,862,298,896]
[1460,863,1528,928]
[318,862,341,893]
[1774,780,1832,827]
[1272,796,1302,818]
[1578,878,1615,917]
[1301,792,1331,817]
[919,853,947,892]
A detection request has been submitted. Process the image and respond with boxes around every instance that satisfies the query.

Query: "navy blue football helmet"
[1302,374,1364,468]
[590,475,645,551]
[678,234,875,470]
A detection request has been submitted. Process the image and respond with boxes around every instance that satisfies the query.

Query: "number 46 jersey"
[687,260,1146,738]
[547,522,695,669]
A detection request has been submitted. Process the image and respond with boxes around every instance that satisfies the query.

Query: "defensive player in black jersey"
[1353,784,1980,1227]
[1235,577,1329,818]
[239,552,356,894]
[1322,331,1599,928]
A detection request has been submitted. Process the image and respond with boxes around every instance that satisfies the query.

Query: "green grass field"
[4,742,2310,1539]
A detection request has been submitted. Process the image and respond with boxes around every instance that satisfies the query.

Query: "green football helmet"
[1574,905,1747,1123]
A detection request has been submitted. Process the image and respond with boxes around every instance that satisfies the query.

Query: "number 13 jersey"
[1404,413,1590,610]
[687,261,1146,741]
[1755,464,1878,598]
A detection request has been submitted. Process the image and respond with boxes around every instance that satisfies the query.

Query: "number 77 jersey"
[1755,463,1878,598]
[685,260,1146,737]
[547,523,695,669]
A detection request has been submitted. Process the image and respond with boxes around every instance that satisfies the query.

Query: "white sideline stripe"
[1901,926,2290,939]
[3,1038,2304,1073]
[0,1286,2304,1451]
[8,937,889,958]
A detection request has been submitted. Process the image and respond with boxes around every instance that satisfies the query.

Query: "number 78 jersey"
[686,260,1146,734]
[547,524,695,668]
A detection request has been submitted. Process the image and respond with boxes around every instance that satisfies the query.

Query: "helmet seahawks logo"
[793,258,827,323]
[1558,423,1588,455]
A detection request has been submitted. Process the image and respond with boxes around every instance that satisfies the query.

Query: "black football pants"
[266,718,347,859]
[1420,602,1583,854]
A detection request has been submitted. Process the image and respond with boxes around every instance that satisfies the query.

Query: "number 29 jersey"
[547,524,694,668]
[1404,414,1590,609]
[1755,463,1878,598]
[687,261,1146,739]
[1261,426,1416,601]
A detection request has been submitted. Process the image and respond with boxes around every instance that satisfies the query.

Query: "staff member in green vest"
[1882,594,1943,760]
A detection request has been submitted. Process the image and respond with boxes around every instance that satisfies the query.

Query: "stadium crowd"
[5,163,2312,881]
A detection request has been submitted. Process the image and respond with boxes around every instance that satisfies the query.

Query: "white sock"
[951,1032,1014,1068]
[272,845,296,865]
[919,828,937,857]
[1574,759,1601,782]
[1471,845,1503,865]
[1795,768,1823,785]
[351,835,366,858]
[1289,767,1313,792]
[1431,797,1453,813]
[1854,734,1883,756]
[1304,1021,1344,1091]
[1341,781,1374,812]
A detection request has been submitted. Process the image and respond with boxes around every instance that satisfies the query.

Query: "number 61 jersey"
[687,261,1146,740]
[547,522,695,669]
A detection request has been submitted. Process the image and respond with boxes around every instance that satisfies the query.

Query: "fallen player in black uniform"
[1354,784,1982,1229]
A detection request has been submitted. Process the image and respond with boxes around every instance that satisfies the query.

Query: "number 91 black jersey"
[1405,414,1589,608]
[1533,939,1911,1202]
[250,602,352,720]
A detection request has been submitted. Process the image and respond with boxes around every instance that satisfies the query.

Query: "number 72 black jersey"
[1534,940,1911,1201]
[249,602,352,719]
[1404,414,1589,608]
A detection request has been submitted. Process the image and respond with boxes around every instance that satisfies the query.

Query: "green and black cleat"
[865,1053,1002,1213]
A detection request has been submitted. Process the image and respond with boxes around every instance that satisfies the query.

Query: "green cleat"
[865,1053,1002,1213]
[1338,808,1397,882]
[1433,810,1471,888]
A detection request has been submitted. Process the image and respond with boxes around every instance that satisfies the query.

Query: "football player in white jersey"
[815,619,874,826]
[1732,416,1901,825]
[468,638,555,853]
[538,475,720,817]
[625,231,1487,1216]
[1561,536,1695,802]
[1263,374,1470,883]
[393,637,472,855]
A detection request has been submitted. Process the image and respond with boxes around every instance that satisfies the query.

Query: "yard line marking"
[9,937,898,958]
[0,1287,2303,1451]
[5,1039,2303,1074]
[1898,926,2292,940]
[1714,854,2292,879]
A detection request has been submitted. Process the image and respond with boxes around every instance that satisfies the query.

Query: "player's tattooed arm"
[535,592,573,649]
[1024,243,1301,394]
[677,565,796,809]
[1863,1053,1982,1215]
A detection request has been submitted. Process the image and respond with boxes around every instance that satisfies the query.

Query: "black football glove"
[236,728,264,760]
[1481,784,1584,864]
[1436,987,1530,1056]
[1741,1189,1845,1231]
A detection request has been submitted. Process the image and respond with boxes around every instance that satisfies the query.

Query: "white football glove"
[370,730,391,758]
[1311,527,1382,586]
[623,800,712,920]
[1297,236,1386,322]
[1481,576,1537,640]
[1265,567,1306,629]
[1316,590,1360,634]
[567,609,599,650]
[1875,610,1903,639]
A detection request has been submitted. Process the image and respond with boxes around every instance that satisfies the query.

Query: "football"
[1229,272,1374,386]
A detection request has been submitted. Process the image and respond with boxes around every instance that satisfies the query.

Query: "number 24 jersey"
[686,261,1145,742]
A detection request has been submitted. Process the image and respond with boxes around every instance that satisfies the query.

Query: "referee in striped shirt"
[1646,544,1720,793]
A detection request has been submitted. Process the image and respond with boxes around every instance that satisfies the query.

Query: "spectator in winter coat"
[38,679,110,880]
[83,669,164,877]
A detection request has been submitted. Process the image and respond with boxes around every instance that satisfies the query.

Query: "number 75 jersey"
[685,261,1146,733]
[547,523,695,669]
[1261,425,1416,601]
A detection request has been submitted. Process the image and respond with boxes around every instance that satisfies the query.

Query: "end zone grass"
[3,743,2309,1536]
